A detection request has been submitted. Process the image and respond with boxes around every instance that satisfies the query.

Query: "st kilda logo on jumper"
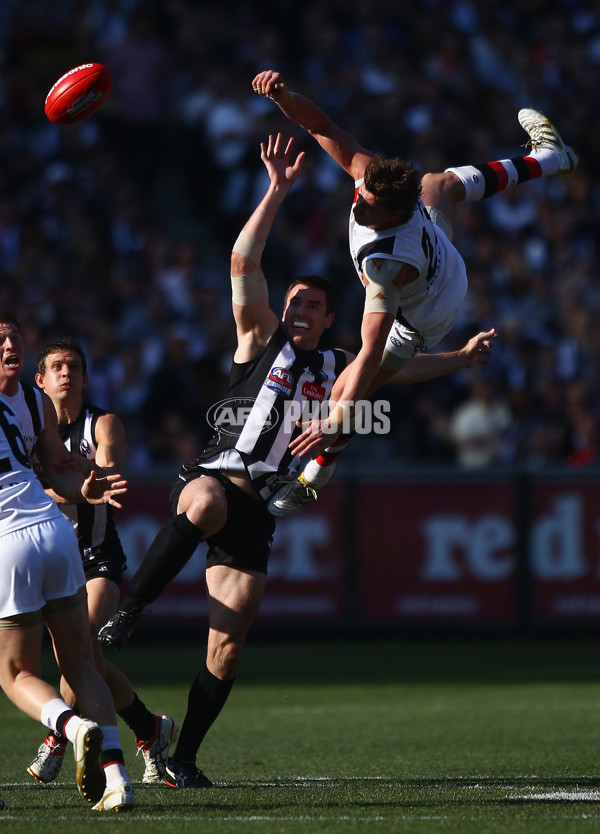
[206,397,280,436]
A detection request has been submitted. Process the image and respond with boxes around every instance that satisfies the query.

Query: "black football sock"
[122,513,205,610]
[48,709,77,744]
[54,710,76,742]
[117,693,157,742]
[171,665,235,764]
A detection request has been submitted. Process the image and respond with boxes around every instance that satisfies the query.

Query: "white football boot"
[73,720,105,804]
[92,782,135,812]
[268,463,336,517]
[518,108,579,173]
[136,714,179,783]
[27,733,66,783]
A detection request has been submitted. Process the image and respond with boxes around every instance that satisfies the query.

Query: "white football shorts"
[0,516,86,621]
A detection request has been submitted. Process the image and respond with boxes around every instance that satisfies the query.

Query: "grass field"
[1,637,600,832]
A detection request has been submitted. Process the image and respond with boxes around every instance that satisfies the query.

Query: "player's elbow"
[231,252,255,276]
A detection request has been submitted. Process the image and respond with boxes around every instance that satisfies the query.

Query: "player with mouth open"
[252,69,578,514]
[98,134,497,787]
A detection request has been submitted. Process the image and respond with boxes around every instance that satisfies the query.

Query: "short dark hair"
[0,312,22,332]
[37,336,87,375]
[363,155,422,216]
[284,275,336,315]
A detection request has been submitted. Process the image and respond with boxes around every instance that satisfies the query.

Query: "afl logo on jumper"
[265,367,293,397]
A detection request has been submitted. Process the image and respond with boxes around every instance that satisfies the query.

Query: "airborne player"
[98,133,497,788]
[253,70,579,514]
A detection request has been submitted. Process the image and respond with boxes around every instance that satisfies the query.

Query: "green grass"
[2,638,600,832]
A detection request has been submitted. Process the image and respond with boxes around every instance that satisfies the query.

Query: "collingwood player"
[98,133,498,788]
[29,338,177,786]
[98,133,351,788]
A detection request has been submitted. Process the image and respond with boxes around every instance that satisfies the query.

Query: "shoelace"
[523,120,557,150]
[283,484,317,505]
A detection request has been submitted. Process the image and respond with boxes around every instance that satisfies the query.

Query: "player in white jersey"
[0,313,135,812]
[252,69,579,512]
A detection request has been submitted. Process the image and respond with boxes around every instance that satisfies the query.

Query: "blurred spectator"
[448,369,513,468]
[101,6,179,187]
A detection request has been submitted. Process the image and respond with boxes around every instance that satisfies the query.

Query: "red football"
[45,63,112,125]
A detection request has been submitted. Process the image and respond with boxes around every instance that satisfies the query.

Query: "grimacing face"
[0,322,25,389]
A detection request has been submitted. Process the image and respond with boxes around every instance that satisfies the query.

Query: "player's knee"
[208,637,243,678]
[189,494,226,534]
[422,171,463,205]
[182,479,227,532]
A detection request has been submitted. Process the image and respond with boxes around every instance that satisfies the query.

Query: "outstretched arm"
[288,327,499,457]
[232,133,305,362]
[252,70,373,180]
[387,329,498,385]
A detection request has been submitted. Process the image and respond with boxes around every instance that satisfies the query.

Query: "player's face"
[0,322,24,391]
[353,184,403,230]
[283,285,334,349]
[36,351,87,404]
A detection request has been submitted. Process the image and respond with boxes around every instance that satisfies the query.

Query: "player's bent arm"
[44,486,73,505]
[41,456,93,505]
[231,242,279,363]
[288,317,390,457]
[42,455,126,507]
[386,329,498,385]
[329,311,394,425]
[94,412,127,472]
[34,396,100,503]
[252,70,373,180]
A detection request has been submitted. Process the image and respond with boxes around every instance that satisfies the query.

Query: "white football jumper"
[0,384,85,619]
[349,179,468,362]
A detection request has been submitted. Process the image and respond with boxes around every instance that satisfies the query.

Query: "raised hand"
[252,70,287,100]
[81,469,128,508]
[460,328,498,367]
[260,133,305,188]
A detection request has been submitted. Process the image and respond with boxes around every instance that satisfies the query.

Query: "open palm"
[261,133,305,187]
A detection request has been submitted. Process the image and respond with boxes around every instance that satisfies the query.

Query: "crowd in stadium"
[0,0,596,470]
